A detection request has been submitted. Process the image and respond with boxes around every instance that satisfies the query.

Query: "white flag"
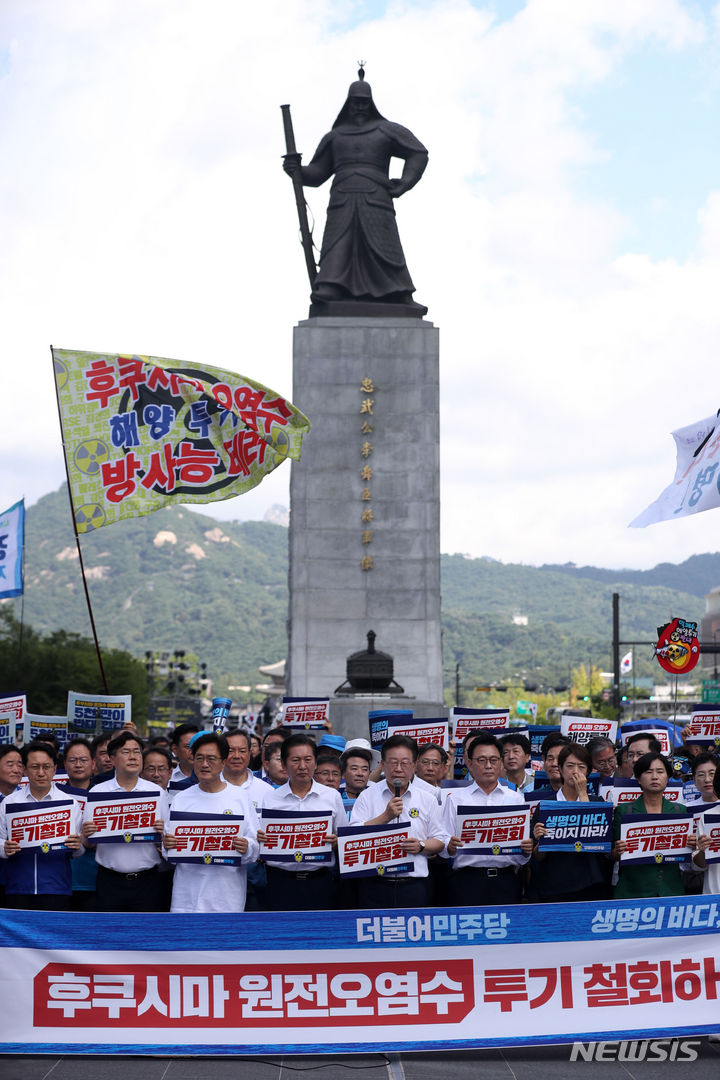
[630,412,720,527]
[620,650,632,675]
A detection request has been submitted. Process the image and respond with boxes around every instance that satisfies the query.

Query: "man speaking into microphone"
[350,735,447,908]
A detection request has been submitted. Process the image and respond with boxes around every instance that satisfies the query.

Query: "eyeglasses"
[194,755,221,765]
[384,758,414,768]
[471,757,502,766]
[65,757,91,766]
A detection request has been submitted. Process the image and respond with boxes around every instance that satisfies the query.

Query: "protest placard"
[166,811,245,866]
[454,804,530,855]
[536,801,613,853]
[85,790,160,843]
[337,821,412,877]
[5,799,75,850]
[280,697,329,730]
[619,813,692,864]
[259,808,332,864]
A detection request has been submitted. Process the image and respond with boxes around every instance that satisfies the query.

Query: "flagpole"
[50,346,109,694]
[17,499,25,685]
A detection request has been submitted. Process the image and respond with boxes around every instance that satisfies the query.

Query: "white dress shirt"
[350,779,448,878]
[261,779,346,872]
[83,775,169,872]
[442,780,530,869]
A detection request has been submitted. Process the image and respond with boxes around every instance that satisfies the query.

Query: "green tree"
[0,609,149,723]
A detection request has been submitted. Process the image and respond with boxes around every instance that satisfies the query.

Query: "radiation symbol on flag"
[53,356,68,390]
[377,865,386,876]
[492,845,500,855]
[655,853,663,864]
[223,808,232,814]
[294,851,303,862]
[74,439,109,475]
[654,617,699,675]
[123,832,132,843]
[75,504,106,533]
[41,843,50,854]
[270,428,290,466]
[204,854,212,864]
[574,841,582,852]
[409,808,419,818]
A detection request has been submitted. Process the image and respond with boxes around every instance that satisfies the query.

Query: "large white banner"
[0,898,718,1054]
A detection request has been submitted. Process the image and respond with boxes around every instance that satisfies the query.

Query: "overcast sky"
[3,0,720,570]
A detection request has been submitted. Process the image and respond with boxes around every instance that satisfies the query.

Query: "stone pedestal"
[288,316,443,734]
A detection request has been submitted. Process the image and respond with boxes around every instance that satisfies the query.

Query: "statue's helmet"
[333,67,385,128]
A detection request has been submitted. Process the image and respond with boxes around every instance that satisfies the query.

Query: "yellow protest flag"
[52,348,311,533]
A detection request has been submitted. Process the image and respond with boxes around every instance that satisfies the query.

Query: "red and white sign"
[560,717,617,747]
[85,791,160,843]
[685,710,720,747]
[698,808,720,865]
[259,809,332,864]
[281,698,330,730]
[337,822,413,877]
[607,783,683,805]
[455,806,530,855]
[6,800,74,850]
[450,710,509,740]
[388,718,449,751]
[619,815,692,864]
[167,812,245,866]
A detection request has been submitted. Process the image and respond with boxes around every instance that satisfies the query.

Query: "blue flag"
[0,499,25,598]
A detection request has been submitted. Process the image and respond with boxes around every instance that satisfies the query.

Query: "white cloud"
[1,0,719,573]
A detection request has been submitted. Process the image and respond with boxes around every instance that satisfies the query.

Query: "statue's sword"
[280,104,318,288]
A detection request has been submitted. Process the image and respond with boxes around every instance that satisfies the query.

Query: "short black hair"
[626,732,662,754]
[380,734,418,762]
[633,751,671,780]
[690,751,719,776]
[417,743,448,764]
[541,733,570,757]
[64,737,92,759]
[558,742,592,772]
[90,732,112,756]
[281,733,318,764]
[0,744,22,763]
[170,723,200,746]
[191,732,229,760]
[22,740,58,766]
[466,733,502,761]
[225,729,251,751]
[108,730,145,756]
[315,751,341,770]
[143,745,172,768]
[500,733,531,756]
[340,747,373,770]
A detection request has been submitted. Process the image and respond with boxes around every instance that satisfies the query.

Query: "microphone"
[393,780,402,821]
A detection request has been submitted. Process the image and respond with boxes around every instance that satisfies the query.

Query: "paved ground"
[2,1040,720,1080]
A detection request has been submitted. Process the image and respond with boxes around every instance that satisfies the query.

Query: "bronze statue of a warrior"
[283,69,428,316]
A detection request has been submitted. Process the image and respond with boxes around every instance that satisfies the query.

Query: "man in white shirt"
[82,730,169,912]
[499,733,535,793]
[223,730,269,820]
[163,733,258,912]
[169,723,200,783]
[444,733,533,905]
[0,740,83,909]
[259,734,345,911]
[222,728,268,910]
[350,734,448,908]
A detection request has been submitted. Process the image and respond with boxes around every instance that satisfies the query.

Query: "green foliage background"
[2,485,717,717]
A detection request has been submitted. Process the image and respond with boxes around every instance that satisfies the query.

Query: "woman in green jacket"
[612,752,695,899]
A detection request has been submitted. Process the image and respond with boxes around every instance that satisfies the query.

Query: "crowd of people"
[0,721,718,913]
